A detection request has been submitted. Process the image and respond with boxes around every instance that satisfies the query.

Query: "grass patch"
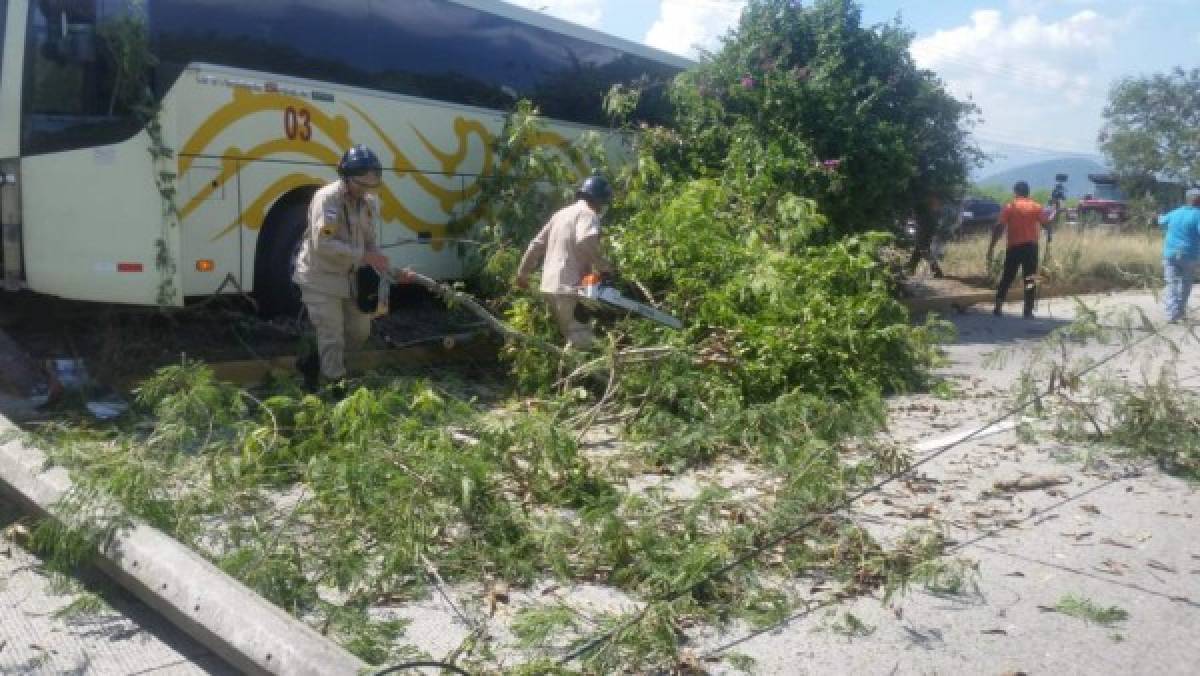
[942,230,1161,291]
[1054,594,1129,626]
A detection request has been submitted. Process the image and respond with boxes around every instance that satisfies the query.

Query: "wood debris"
[992,475,1070,492]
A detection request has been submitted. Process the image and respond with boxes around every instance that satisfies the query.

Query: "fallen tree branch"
[395,271,564,356]
[555,346,680,389]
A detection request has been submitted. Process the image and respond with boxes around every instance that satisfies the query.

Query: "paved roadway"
[0,496,233,676]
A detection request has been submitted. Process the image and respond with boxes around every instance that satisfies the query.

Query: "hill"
[976,157,1109,199]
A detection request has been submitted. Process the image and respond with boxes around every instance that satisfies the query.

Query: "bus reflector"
[196,259,215,272]
[117,262,144,273]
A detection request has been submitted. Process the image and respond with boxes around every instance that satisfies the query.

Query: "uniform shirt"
[998,197,1049,247]
[517,200,612,294]
[1158,205,1200,261]
[293,180,381,298]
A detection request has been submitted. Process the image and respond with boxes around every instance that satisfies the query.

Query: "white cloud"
[644,0,744,58]
[504,0,604,29]
[912,9,1123,155]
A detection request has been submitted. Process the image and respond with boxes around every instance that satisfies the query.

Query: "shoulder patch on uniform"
[321,226,335,237]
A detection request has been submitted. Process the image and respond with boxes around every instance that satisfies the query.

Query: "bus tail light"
[196,259,215,272]
[116,262,144,273]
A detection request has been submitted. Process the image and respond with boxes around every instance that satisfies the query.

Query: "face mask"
[350,174,382,195]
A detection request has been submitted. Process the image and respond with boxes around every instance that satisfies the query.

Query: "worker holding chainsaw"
[293,145,391,387]
[515,175,616,349]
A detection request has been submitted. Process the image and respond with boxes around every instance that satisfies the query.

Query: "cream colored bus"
[0,0,687,314]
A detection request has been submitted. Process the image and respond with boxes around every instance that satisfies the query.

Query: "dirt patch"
[0,287,482,389]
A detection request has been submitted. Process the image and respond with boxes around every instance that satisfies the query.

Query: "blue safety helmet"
[576,175,613,205]
[338,144,383,178]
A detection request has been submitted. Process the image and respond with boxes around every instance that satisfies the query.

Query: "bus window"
[152,0,371,97]
[367,0,679,126]
[21,0,146,156]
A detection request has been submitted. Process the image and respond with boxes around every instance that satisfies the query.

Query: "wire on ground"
[556,325,1161,667]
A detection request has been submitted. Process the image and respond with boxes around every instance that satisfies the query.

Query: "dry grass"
[941,229,1162,292]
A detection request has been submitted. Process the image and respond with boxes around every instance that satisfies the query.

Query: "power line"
[555,325,1160,667]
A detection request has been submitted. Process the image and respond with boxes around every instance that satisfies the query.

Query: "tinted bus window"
[21,0,146,155]
[368,1,678,126]
[152,0,678,127]
[152,0,371,94]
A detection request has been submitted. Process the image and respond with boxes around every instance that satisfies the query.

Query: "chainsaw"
[577,274,683,330]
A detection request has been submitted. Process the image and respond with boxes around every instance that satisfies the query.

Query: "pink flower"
[820,159,842,171]
[741,75,757,89]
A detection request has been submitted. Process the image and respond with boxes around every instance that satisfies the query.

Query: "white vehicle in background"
[0,0,688,315]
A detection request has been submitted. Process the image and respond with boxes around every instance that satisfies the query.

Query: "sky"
[503,0,1197,177]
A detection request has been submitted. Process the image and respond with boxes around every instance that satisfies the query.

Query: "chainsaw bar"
[579,285,684,330]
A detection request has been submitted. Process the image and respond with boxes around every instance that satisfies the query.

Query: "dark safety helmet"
[576,175,613,205]
[338,144,383,178]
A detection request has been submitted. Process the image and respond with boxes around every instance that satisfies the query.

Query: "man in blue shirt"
[1158,188,1200,323]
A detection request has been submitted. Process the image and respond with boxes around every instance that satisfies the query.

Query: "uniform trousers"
[302,288,372,380]
[545,293,595,350]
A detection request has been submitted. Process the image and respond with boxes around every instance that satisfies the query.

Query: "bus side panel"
[21,134,180,305]
[173,68,623,292]
[172,76,253,297]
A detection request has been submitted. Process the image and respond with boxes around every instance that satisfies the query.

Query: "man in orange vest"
[987,181,1050,318]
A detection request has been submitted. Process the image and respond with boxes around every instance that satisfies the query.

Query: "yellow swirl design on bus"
[177,88,587,245]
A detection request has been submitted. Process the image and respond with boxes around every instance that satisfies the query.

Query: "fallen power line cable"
[556,326,1161,667]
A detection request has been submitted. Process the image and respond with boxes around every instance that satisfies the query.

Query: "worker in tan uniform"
[293,145,390,385]
[515,176,615,349]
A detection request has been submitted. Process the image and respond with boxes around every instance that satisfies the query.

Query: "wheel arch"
[253,185,321,290]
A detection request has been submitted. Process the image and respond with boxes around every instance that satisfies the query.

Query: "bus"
[0,0,689,314]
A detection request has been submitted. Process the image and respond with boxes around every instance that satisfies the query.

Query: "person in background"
[1157,188,1200,323]
[906,193,950,279]
[929,193,962,271]
[987,180,1049,318]
[515,176,615,349]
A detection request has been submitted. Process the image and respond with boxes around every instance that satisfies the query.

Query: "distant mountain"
[976,158,1110,199]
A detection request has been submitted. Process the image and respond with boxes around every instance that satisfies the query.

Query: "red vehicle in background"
[1078,173,1129,224]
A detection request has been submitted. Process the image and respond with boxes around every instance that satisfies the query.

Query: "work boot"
[296,352,320,392]
[993,302,1003,317]
[1023,289,1036,319]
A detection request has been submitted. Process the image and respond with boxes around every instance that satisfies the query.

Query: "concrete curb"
[0,415,368,676]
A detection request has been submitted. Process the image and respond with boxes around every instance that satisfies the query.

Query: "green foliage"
[1106,367,1200,479]
[1101,67,1200,186]
[662,0,981,236]
[1055,594,1129,626]
[29,1,984,669]
[1011,304,1198,481]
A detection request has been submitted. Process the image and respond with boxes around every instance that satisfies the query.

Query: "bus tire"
[255,201,308,319]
